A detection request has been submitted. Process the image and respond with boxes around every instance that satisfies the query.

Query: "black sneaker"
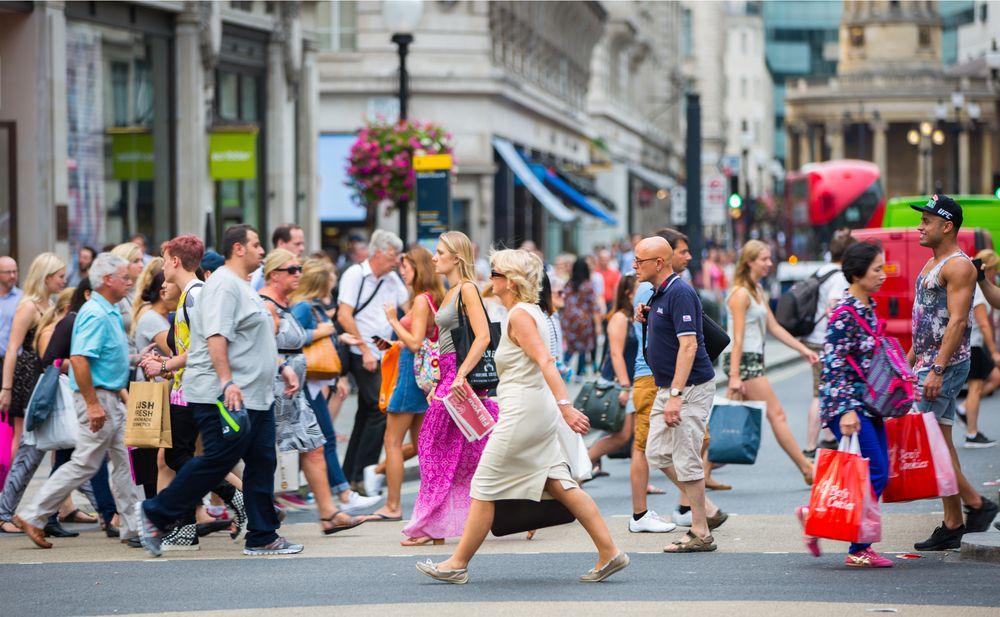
[914,522,965,550]
[162,524,200,552]
[956,405,968,425]
[964,433,997,449]
[136,503,163,558]
[122,536,143,549]
[196,519,233,538]
[965,496,999,533]
[225,490,247,542]
[243,536,303,556]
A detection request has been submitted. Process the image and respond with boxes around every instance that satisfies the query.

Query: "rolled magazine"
[442,383,496,442]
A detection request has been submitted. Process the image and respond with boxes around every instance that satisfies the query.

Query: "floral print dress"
[560,281,598,355]
[819,294,879,427]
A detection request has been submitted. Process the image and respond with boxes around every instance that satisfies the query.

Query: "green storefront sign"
[111,132,154,180]
[209,130,257,180]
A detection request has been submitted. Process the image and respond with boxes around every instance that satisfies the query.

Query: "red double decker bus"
[783,160,886,260]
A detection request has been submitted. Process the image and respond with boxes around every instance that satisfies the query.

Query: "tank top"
[600,314,638,382]
[727,286,767,355]
[435,285,467,355]
[400,293,438,341]
[496,303,550,390]
[912,250,973,369]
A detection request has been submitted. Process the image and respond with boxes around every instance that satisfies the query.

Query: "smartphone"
[972,258,985,282]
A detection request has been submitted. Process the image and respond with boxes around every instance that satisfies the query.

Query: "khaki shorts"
[645,380,715,482]
[632,376,657,452]
[806,342,824,397]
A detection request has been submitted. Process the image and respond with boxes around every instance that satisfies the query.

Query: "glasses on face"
[0,270,16,275]
[490,270,506,279]
[633,256,659,267]
[276,265,303,275]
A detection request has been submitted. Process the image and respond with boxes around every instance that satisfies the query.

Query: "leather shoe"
[13,516,52,549]
[104,524,120,538]
[44,520,80,538]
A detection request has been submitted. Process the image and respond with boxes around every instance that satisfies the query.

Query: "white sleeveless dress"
[470,303,577,502]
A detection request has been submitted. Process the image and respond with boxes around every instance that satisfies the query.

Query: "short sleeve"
[338,265,362,309]
[71,311,105,359]
[136,311,169,348]
[670,287,700,337]
[201,281,241,341]
[973,286,987,310]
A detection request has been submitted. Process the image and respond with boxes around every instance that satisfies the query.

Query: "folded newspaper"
[442,383,496,442]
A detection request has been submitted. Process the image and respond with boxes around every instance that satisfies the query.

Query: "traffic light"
[728,192,743,209]
[728,173,743,211]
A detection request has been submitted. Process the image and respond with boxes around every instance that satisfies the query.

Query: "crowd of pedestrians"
[0,194,997,579]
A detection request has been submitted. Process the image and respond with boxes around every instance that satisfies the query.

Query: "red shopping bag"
[804,434,871,543]
[884,411,958,503]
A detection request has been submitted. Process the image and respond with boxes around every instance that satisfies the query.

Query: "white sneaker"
[363,464,386,497]
[341,491,384,516]
[672,509,693,526]
[628,510,677,533]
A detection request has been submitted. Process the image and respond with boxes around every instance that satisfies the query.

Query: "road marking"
[18,562,42,565]
[763,551,789,554]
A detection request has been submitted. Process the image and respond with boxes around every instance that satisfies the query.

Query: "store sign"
[111,132,154,180]
[670,186,687,226]
[209,130,257,180]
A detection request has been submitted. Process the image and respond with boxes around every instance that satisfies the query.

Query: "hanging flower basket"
[347,119,454,207]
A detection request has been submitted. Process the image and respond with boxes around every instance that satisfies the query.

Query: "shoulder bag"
[448,283,501,390]
[303,304,342,380]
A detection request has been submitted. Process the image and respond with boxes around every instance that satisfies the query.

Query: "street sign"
[670,186,687,226]
[702,173,728,226]
[415,154,453,251]
[720,155,741,176]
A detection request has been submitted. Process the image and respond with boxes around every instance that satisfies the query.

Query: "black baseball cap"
[911,194,963,229]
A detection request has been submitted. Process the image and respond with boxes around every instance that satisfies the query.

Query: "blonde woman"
[724,240,819,485]
[402,231,499,546]
[417,249,627,585]
[0,252,67,451]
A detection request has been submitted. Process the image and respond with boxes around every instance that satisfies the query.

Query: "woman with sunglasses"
[402,231,499,547]
[260,249,366,535]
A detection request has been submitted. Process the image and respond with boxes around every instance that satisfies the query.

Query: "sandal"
[401,536,444,546]
[0,520,24,534]
[59,509,98,524]
[321,512,366,535]
[706,480,732,491]
[365,512,403,522]
[664,531,717,553]
[646,484,666,495]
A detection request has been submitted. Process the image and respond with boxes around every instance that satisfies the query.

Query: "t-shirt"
[598,268,621,303]
[183,265,278,410]
[337,260,409,357]
[971,286,989,348]
[645,274,715,388]
[806,263,849,346]
[632,283,653,378]
[134,310,170,355]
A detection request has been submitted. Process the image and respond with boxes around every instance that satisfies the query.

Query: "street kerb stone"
[961,531,1000,564]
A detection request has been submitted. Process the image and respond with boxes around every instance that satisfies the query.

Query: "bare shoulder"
[942,255,977,284]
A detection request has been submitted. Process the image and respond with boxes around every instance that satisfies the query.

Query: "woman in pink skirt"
[401,231,498,546]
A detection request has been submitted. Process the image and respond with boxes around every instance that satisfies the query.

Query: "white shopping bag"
[273,447,300,492]
[555,417,592,483]
[34,375,78,451]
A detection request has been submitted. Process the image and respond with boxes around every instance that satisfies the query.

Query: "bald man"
[0,257,22,375]
[634,237,724,552]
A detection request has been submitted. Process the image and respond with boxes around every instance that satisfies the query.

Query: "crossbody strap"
[353,277,385,316]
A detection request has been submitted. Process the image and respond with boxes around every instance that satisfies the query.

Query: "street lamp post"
[907,121,945,195]
[382,0,424,245]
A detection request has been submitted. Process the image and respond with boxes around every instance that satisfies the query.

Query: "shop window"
[213,67,265,244]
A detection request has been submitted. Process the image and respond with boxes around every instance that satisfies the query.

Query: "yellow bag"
[304,335,342,380]
[378,343,402,413]
[125,380,172,448]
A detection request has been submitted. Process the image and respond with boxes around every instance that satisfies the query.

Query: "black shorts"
[970,346,997,381]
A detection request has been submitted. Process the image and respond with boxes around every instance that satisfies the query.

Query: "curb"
[960,532,1000,564]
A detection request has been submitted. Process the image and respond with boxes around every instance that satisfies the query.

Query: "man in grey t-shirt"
[138,225,303,558]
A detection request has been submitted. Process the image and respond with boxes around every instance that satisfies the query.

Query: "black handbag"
[490,499,576,537]
[449,285,501,390]
[573,381,626,432]
[701,311,731,362]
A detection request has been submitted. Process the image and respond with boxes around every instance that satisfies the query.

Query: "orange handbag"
[303,335,342,380]
[378,342,402,413]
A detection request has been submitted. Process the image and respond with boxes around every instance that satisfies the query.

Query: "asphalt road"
[2,360,999,616]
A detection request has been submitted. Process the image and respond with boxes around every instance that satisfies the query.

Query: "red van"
[851,228,994,351]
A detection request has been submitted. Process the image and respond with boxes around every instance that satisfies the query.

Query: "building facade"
[0,0,317,265]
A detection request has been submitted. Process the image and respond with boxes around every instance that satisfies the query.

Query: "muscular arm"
[934,259,977,368]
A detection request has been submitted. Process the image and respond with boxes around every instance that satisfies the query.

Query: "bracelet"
[0,387,10,391]
[161,359,168,374]
[556,399,572,407]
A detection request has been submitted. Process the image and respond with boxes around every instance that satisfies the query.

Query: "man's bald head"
[633,236,674,284]
[635,236,673,261]
[0,256,17,291]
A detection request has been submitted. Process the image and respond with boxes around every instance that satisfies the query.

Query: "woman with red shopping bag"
[798,241,893,568]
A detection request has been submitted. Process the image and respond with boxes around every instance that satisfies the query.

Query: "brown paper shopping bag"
[125,381,172,448]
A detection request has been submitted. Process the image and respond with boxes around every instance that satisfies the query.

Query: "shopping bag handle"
[837,432,861,455]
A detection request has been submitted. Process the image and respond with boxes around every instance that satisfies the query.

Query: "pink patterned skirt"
[402,352,499,539]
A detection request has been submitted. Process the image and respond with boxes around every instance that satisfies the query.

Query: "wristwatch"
[669,387,683,398]
[931,364,945,375]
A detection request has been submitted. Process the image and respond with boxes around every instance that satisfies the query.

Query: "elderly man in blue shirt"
[16,253,144,549]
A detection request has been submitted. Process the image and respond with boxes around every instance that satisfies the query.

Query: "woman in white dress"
[417,249,628,585]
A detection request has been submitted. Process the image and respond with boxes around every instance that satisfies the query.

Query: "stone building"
[0,1,317,265]
[784,0,998,198]
[309,0,684,256]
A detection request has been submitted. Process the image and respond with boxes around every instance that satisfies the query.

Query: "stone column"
[811,128,823,164]
[872,119,888,193]
[959,123,971,195]
[174,9,209,237]
[796,124,811,167]
[266,39,296,233]
[826,122,845,161]
[297,39,319,249]
[981,124,995,194]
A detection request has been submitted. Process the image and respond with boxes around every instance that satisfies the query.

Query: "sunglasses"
[490,270,506,279]
[276,265,303,275]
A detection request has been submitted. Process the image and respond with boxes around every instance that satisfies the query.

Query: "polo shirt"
[70,292,130,392]
[338,260,409,357]
[0,286,23,357]
[645,274,715,388]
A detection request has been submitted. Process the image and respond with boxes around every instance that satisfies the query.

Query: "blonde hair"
[263,248,296,280]
[112,242,142,264]
[976,248,999,271]
[19,252,66,308]
[490,248,543,304]
[439,231,476,282]
[289,257,334,305]
[732,239,768,302]
[131,258,164,336]
[34,287,75,349]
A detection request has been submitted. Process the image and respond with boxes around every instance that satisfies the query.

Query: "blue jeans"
[308,389,350,494]
[914,359,970,427]
[143,403,279,547]
[829,414,889,554]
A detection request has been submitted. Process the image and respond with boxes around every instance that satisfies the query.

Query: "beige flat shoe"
[579,552,630,582]
[416,559,469,584]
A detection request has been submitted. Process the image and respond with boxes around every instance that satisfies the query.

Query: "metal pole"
[392,33,413,245]
[684,92,703,275]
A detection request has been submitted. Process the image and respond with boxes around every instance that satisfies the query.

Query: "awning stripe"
[492,137,576,223]
[531,164,618,226]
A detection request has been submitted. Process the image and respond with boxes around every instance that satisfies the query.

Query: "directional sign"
[670,186,687,226]
[702,173,728,226]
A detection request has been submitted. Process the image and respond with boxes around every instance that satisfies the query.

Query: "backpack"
[831,304,917,419]
[414,293,440,393]
[775,269,838,337]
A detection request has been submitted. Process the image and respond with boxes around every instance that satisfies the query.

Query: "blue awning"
[492,137,576,223]
[528,163,618,226]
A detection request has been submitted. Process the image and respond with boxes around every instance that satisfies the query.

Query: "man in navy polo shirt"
[635,236,723,553]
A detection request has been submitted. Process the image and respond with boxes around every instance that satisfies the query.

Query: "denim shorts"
[914,359,970,427]
[387,347,428,414]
